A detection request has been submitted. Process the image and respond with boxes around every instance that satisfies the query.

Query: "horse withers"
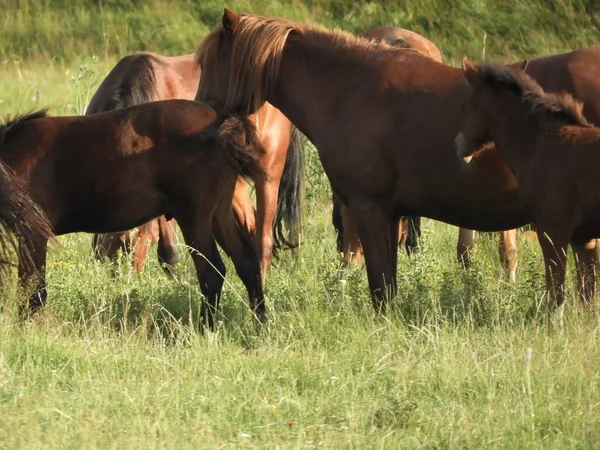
[88,52,304,280]
[456,59,600,318]
[0,100,265,330]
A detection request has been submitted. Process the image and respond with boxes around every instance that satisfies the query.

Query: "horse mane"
[0,108,49,143]
[112,53,166,108]
[474,63,591,127]
[195,14,399,113]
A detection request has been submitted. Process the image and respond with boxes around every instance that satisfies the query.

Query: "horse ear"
[222,8,238,35]
[462,56,479,85]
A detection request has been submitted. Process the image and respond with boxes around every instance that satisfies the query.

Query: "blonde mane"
[195,13,400,114]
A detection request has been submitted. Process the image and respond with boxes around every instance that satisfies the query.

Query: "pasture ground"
[1,35,600,449]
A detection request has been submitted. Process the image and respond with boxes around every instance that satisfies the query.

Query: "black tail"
[0,111,54,271]
[216,114,267,182]
[273,125,305,252]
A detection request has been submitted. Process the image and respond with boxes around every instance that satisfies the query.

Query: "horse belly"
[54,192,167,235]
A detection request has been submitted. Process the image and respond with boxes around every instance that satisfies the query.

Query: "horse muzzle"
[454,132,473,164]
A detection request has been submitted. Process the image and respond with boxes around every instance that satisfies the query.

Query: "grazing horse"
[1,101,265,330]
[331,26,442,264]
[88,52,304,278]
[456,59,600,316]
[195,10,600,312]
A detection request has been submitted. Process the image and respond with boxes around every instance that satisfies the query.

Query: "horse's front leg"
[571,238,598,304]
[536,225,570,323]
[18,235,49,314]
[499,229,518,283]
[253,155,285,281]
[156,216,180,274]
[348,200,396,314]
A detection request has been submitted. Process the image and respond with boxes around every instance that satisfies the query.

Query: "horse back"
[523,48,600,124]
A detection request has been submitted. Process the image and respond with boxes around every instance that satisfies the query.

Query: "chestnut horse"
[331,26,442,264]
[88,53,304,278]
[1,101,265,330]
[330,27,520,278]
[456,59,600,317]
[195,10,600,312]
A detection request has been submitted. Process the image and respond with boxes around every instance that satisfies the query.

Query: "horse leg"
[231,177,256,238]
[404,216,422,255]
[348,201,395,313]
[571,238,598,304]
[331,189,345,253]
[156,216,180,274]
[254,171,282,280]
[92,231,132,264]
[499,229,518,283]
[178,214,226,331]
[536,226,570,321]
[18,235,48,314]
[341,203,364,264]
[131,220,159,273]
[213,191,265,323]
[390,216,401,284]
[457,228,475,269]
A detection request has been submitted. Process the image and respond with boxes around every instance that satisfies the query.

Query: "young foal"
[88,52,304,278]
[2,101,265,330]
[456,59,598,315]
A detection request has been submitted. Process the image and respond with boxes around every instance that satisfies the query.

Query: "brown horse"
[87,52,304,278]
[456,59,600,317]
[331,26,442,264]
[195,10,600,312]
[1,101,265,330]
[329,27,520,278]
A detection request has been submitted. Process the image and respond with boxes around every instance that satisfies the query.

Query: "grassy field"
[1,1,600,448]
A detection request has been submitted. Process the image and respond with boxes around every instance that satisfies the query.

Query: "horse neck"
[485,93,542,174]
[267,33,378,140]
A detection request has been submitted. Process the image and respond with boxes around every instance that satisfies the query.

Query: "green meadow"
[0,1,600,448]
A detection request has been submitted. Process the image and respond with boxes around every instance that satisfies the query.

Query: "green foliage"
[1,0,600,64]
[1,1,600,447]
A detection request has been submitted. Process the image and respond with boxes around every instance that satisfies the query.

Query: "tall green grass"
[1,1,600,448]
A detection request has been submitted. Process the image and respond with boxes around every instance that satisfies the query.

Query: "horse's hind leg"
[571,238,598,304]
[156,216,180,274]
[18,235,48,314]
[231,177,256,238]
[178,215,226,331]
[499,229,518,283]
[213,188,265,323]
[404,216,421,255]
[341,203,364,264]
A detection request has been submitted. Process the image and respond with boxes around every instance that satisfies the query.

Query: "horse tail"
[216,114,267,182]
[0,111,54,272]
[272,125,304,251]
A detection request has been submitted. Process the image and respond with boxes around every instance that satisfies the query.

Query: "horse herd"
[1,9,600,329]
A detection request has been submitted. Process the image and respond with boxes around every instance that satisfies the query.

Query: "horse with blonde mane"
[87,52,304,279]
[195,10,600,311]
[456,59,600,316]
